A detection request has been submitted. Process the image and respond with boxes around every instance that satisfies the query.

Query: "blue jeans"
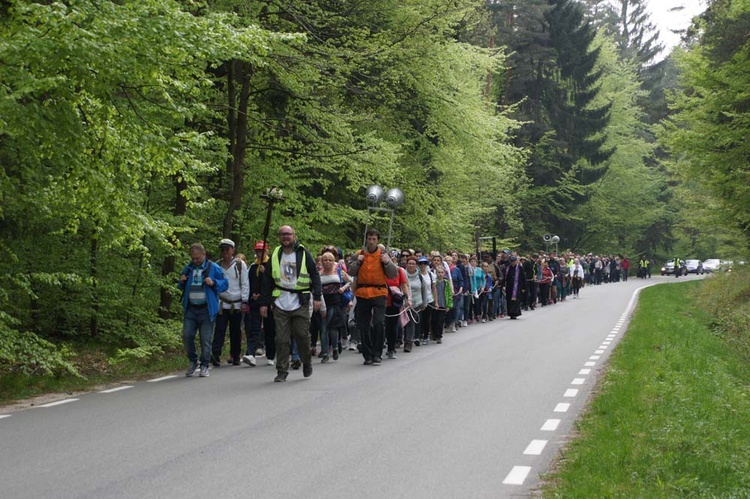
[492,288,501,317]
[182,305,214,367]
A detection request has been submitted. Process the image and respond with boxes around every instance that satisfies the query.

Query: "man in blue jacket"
[178,243,229,377]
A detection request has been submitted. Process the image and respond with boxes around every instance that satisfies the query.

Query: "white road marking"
[40,399,79,408]
[564,389,578,397]
[541,419,561,431]
[147,375,178,383]
[0,415,10,420]
[99,386,133,394]
[599,345,608,349]
[503,466,532,485]
[589,355,601,360]
[595,349,605,354]
[554,403,570,412]
[524,440,548,455]
[571,378,585,385]
[578,369,591,375]
[584,361,596,367]
[603,341,612,345]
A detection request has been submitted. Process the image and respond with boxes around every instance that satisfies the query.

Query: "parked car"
[661,260,686,276]
[685,259,704,274]
[702,259,722,273]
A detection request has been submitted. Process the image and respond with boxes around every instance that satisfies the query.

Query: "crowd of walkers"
[177,227,638,381]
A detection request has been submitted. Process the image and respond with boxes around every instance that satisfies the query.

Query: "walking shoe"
[242,354,257,367]
[414,339,421,346]
[311,347,317,357]
[423,338,429,346]
[481,318,487,323]
[274,372,288,382]
[437,339,442,344]
[186,361,198,377]
[363,359,373,365]
[232,358,241,366]
[450,324,457,333]
[199,365,210,377]
[348,341,358,351]
[255,348,266,357]
[372,357,382,365]
[266,359,275,366]
[332,349,339,361]
[291,359,301,370]
[462,320,468,327]
[321,355,329,364]
[210,354,221,367]
[403,342,412,353]
[227,357,234,365]
[386,351,397,360]
[395,340,403,349]
[303,364,313,377]
[317,351,325,358]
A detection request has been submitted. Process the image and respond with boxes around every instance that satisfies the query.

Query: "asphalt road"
[0,274,703,498]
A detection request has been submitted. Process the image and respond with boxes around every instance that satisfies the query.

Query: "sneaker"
[303,364,313,377]
[255,348,266,357]
[227,357,234,365]
[481,318,487,323]
[274,372,288,382]
[386,351,397,360]
[437,339,442,344]
[348,341,358,351]
[232,358,241,366]
[332,349,339,361]
[414,339,421,346]
[291,359,301,370]
[363,359,373,365]
[267,359,275,366]
[395,340,403,349]
[321,355,329,364]
[372,357,382,365]
[423,338,429,346]
[317,351,325,358]
[210,354,221,367]
[311,347,317,357]
[450,324,457,333]
[242,354,257,367]
[186,361,198,377]
[403,342,412,353]
[199,365,210,377]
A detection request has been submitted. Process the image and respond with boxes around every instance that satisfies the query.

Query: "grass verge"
[542,278,750,497]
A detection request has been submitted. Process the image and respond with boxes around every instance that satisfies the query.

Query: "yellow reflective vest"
[270,246,311,297]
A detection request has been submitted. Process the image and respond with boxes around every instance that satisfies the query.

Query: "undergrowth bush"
[699,265,750,361]
[0,312,80,377]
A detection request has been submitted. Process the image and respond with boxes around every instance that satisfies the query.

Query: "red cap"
[254,241,267,251]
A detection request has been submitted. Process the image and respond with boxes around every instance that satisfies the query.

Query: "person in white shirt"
[211,239,250,366]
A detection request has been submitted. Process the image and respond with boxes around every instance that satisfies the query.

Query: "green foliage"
[0,314,79,377]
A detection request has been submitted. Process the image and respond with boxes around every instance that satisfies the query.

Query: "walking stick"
[254,187,284,293]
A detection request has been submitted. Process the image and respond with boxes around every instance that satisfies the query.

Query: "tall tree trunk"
[222,60,252,242]
[158,176,187,320]
[89,230,99,338]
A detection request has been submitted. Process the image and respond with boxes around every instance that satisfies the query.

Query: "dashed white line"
[584,361,596,367]
[571,378,585,385]
[541,419,561,431]
[599,345,608,349]
[554,403,571,412]
[524,440,548,455]
[589,355,601,360]
[147,375,178,383]
[595,349,605,354]
[40,399,79,408]
[603,341,611,345]
[503,466,532,485]
[578,369,591,375]
[0,415,10,420]
[99,386,133,394]
[564,389,579,397]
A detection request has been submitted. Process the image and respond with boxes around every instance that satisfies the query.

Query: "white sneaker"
[450,324,457,333]
[255,348,265,357]
[242,355,257,367]
[199,365,210,377]
[348,341,358,351]
[266,359,275,366]
[462,321,468,327]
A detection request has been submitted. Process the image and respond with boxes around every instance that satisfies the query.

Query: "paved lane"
[0,275,701,498]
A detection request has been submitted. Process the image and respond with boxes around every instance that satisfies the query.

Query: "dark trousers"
[212,310,243,361]
[273,306,311,374]
[431,309,447,339]
[539,283,551,306]
[244,303,262,355]
[355,296,387,361]
[420,305,434,340]
[385,305,400,353]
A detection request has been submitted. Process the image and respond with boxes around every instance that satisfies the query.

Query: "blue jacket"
[178,259,229,322]
[450,266,464,294]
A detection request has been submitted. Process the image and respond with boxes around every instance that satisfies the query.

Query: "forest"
[1,0,749,377]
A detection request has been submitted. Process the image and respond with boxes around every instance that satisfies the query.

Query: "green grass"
[0,343,186,405]
[543,280,750,498]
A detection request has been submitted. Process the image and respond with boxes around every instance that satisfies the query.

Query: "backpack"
[337,267,353,307]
